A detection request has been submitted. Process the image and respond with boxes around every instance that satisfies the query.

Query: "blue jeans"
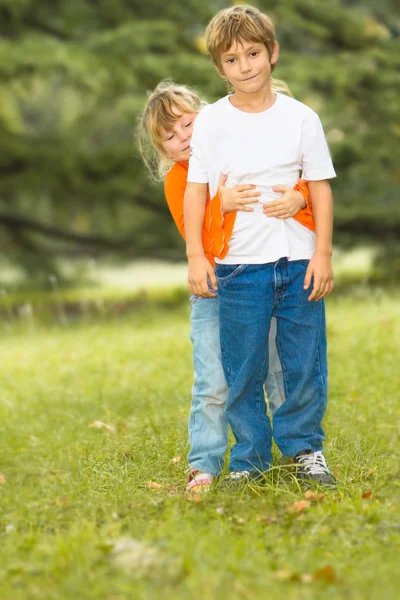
[215,259,328,473]
[188,296,285,476]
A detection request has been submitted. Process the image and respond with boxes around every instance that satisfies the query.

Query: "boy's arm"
[184,182,217,297]
[303,180,334,301]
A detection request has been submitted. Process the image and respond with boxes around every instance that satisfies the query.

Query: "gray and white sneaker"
[220,470,259,489]
[294,450,336,487]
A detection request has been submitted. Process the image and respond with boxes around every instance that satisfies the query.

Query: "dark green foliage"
[0,0,399,277]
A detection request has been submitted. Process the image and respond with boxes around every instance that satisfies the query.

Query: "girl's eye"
[167,133,175,141]
[184,122,192,128]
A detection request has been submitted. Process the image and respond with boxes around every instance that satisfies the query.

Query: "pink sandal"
[186,468,214,493]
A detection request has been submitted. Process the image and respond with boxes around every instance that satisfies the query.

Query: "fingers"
[273,185,291,194]
[308,277,321,301]
[189,277,215,298]
[208,267,218,294]
[308,277,334,301]
[314,278,334,301]
[238,190,261,199]
[219,174,228,189]
[264,208,295,218]
[303,265,313,292]
[234,184,257,193]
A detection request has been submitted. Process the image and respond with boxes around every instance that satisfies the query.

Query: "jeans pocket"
[215,263,247,283]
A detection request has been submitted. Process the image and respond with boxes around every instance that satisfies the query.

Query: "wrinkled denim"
[215,259,328,473]
[188,296,285,475]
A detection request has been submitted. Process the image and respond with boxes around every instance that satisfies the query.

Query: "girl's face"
[160,112,197,162]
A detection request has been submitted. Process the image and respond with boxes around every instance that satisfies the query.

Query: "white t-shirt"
[187,93,336,264]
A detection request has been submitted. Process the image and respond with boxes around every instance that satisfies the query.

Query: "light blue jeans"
[188,295,284,476]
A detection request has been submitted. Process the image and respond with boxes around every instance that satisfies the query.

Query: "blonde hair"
[137,80,206,181]
[206,5,291,96]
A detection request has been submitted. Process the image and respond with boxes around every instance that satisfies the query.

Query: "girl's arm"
[164,165,187,240]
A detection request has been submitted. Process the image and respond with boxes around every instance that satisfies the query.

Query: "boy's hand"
[219,174,260,214]
[263,186,306,219]
[188,254,217,298]
[303,252,334,301]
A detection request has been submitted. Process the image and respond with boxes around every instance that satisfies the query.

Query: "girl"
[138,81,314,492]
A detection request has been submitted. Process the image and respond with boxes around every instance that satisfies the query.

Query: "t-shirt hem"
[302,169,336,181]
[186,175,208,184]
[215,250,314,264]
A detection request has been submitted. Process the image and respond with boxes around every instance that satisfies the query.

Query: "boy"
[184,5,336,486]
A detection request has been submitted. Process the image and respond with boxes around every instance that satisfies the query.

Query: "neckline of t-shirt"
[225,91,281,117]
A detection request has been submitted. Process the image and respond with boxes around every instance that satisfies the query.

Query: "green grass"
[0,293,399,599]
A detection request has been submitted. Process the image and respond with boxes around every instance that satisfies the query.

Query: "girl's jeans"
[188,296,285,476]
[215,259,328,474]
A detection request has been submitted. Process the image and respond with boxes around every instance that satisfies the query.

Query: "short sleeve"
[300,110,336,181]
[187,113,209,184]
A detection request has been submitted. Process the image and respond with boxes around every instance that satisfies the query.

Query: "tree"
[0,0,399,280]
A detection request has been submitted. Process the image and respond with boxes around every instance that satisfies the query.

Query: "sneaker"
[186,469,214,493]
[219,470,264,489]
[294,450,336,487]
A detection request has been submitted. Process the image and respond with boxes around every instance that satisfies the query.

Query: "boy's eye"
[250,52,259,57]
[226,58,236,64]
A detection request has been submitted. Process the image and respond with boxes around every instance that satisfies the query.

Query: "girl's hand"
[219,174,260,215]
[303,252,334,301]
[263,186,306,219]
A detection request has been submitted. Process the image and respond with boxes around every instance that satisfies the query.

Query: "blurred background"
[0,0,399,305]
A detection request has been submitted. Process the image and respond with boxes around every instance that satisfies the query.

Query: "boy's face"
[160,112,197,162]
[218,40,279,95]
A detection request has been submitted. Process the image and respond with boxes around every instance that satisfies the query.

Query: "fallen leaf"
[275,570,295,581]
[147,481,164,489]
[111,538,160,575]
[55,497,69,505]
[276,569,313,583]
[234,516,246,525]
[304,491,325,502]
[0,473,6,484]
[314,565,337,583]
[362,491,373,499]
[170,456,181,464]
[287,500,311,513]
[186,493,203,503]
[256,515,277,525]
[88,420,116,434]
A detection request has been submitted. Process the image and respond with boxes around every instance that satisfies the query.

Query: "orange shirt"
[164,161,314,267]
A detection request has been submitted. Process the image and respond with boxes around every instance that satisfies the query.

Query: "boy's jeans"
[215,259,328,473]
[188,296,285,476]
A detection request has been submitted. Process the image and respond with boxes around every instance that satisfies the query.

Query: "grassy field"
[0,291,399,599]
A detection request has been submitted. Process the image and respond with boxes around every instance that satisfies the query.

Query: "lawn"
[0,291,399,599]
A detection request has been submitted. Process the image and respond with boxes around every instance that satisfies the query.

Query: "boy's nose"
[239,60,251,74]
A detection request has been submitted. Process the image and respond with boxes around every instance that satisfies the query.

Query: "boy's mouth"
[242,73,258,82]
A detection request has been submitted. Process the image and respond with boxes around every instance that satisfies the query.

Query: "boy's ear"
[270,41,279,66]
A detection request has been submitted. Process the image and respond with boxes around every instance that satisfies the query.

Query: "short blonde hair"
[206,5,291,96]
[137,81,206,180]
